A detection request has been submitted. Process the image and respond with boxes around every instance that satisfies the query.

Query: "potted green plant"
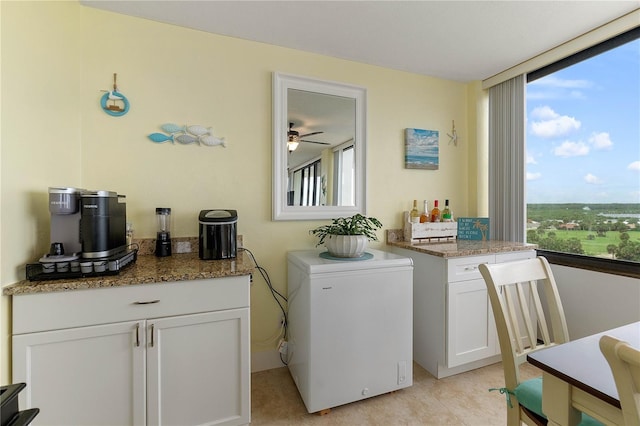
[310,214,383,258]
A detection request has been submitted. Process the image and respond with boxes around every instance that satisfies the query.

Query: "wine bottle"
[442,199,452,222]
[410,200,420,223]
[420,200,429,223]
[430,199,441,222]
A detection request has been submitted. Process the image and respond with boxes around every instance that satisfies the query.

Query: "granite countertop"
[385,229,536,258]
[3,251,253,296]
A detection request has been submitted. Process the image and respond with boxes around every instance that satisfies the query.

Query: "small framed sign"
[457,217,489,241]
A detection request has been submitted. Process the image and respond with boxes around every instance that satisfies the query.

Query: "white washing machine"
[286,248,413,413]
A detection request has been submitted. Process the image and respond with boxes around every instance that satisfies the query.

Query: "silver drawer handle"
[464,262,489,271]
[133,299,160,305]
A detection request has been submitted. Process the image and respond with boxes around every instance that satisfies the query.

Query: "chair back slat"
[515,281,537,350]
[540,270,569,345]
[528,281,552,345]
[503,285,525,354]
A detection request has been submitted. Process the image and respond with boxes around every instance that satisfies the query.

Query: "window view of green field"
[527,204,640,262]
[526,36,639,264]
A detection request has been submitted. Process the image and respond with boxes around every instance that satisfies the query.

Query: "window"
[288,141,356,207]
[333,144,355,206]
[526,29,640,268]
[288,159,321,206]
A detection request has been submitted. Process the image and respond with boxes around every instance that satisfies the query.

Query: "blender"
[155,207,172,257]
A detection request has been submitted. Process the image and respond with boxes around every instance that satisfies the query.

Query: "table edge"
[527,353,621,409]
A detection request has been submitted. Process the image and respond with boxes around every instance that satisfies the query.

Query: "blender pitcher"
[155,207,172,257]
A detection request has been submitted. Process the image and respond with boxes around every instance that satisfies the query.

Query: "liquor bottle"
[410,200,420,223]
[420,200,429,223]
[442,199,452,222]
[430,199,441,222]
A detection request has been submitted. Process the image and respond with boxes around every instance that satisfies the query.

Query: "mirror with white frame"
[272,72,367,220]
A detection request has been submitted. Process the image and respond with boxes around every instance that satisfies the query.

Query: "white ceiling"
[82,0,639,82]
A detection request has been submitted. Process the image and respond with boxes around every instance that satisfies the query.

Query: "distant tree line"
[526,203,640,262]
[527,228,640,262]
[527,229,584,255]
[608,232,640,262]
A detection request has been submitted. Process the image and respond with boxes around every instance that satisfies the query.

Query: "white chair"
[600,335,640,426]
[479,256,601,426]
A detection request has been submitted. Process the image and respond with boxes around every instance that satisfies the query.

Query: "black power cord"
[239,248,289,365]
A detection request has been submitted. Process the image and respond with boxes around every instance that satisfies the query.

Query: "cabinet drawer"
[446,255,494,283]
[495,250,535,263]
[13,276,250,334]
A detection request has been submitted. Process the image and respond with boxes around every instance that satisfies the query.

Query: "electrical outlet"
[175,241,191,253]
[398,361,407,384]
[277,339,288,356]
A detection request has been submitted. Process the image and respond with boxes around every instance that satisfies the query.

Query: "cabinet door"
[446,279,498,368]
[146,308,250,426]
[12,321,146,426]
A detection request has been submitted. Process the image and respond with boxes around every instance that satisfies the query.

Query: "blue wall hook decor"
[100,73,129,117]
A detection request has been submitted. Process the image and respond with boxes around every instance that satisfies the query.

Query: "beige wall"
[1,1,483,383]
[1,0,84,384]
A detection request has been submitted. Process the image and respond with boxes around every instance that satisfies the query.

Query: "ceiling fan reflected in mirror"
[288,122,329,151]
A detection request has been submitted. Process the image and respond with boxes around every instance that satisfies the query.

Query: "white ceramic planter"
[325,235,369,258]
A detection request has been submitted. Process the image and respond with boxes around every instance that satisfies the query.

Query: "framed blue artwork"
[405,128,439,170]
[457,217,490,241]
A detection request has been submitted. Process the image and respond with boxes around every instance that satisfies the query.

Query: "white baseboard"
[251,349,286,372]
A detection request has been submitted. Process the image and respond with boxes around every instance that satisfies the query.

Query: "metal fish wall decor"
[148,123,226,148]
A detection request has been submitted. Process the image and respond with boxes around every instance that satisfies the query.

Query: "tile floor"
[251,361,541,425]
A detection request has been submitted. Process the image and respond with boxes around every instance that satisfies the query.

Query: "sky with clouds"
[526,39,640,204]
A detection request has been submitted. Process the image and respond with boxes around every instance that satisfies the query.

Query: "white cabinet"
[147,309,249,426]
[12,276,250,426]
[287,249,413,413]
[390,247,535,378]
[447,277,498,367]
[13,321,145,425]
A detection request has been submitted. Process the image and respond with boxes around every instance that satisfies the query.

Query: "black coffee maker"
[80,190,127,258]
[48,187,127,258]
[155,208,172,257]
